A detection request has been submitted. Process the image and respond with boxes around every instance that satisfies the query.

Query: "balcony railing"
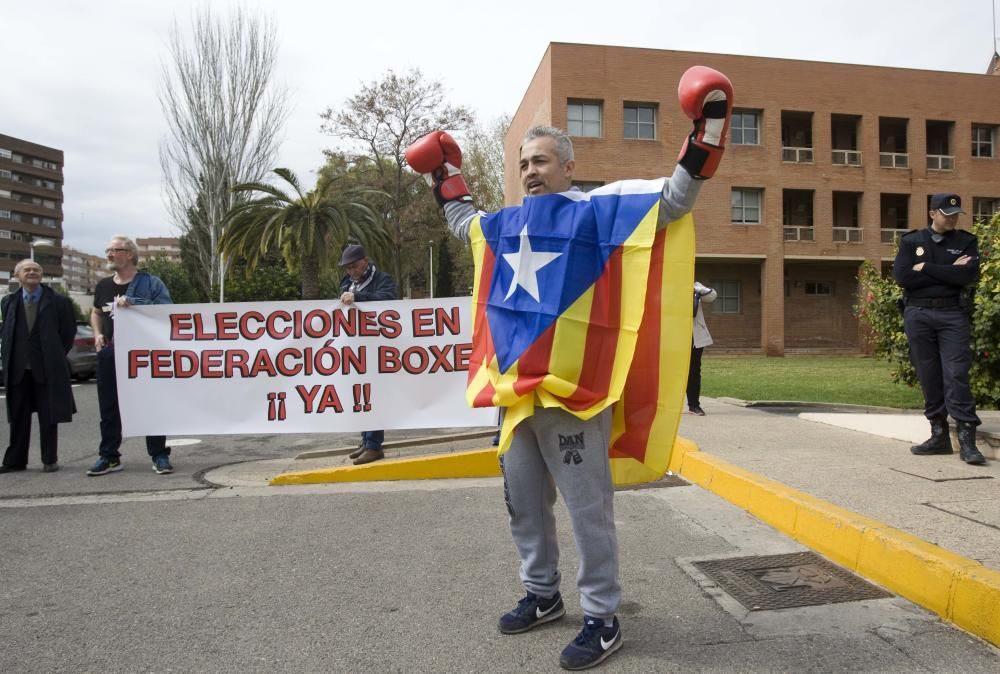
[782,146,814,163]
[831,149,862,166]
[833,227,863,243]
[927,154,954,171]
[784,226,815,241]
[881,228,909,244]
[879,152,909,168]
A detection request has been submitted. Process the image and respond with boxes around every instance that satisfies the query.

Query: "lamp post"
[29,237,54,261]
[428,239,435,299]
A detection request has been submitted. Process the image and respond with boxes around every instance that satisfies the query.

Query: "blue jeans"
[97,345,168,460]
[361,430,384,450]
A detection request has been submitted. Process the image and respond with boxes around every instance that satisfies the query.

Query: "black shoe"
[911,417,953,455]
[348,445,366,460]
[498,592,565,634]
[86,457,123,476]
[352,448,384,465]
[42,463,59,473]
[689,406,706,416]
[957,422,987,465]
[0,465,27,474]
[559,615,623,670]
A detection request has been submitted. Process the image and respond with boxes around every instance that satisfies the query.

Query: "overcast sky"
[3,0,998,257]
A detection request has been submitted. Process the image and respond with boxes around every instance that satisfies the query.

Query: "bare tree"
[320,69,472,286]
[159,7,287,301]
[462,113,512,213]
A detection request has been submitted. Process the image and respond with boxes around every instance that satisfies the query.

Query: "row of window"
[563,102,997,161]
[730,189,1000,227]
[0,188,58,210]
[705,279,836,316]
[0,168,60,190]
[0,209,58,227]
[0,147,60,171]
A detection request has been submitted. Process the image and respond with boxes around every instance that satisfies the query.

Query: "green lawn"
[701,355,924,409]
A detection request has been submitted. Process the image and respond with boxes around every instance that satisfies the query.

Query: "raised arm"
[406,131,482,244]
[660,66,734,223]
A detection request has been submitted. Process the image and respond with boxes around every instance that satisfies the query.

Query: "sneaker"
[498,592,565,634]
[152,455,174,475]
[689,406,706,416]
[86,457,122,476]
[559,615,622,671]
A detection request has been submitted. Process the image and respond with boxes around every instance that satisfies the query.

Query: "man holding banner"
[87,236,174,477]
[338,243,398,465]
[406,66,733,670]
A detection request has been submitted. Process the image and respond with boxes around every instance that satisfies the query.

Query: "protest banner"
[113,297,496,436]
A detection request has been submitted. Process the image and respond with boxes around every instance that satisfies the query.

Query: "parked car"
[0,321,97,383]
[69,322,98,381]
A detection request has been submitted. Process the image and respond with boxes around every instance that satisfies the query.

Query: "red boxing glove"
[677,66,734,179]
[404,131,472,206]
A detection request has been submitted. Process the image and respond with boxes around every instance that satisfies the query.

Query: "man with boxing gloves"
[406,66,732,670]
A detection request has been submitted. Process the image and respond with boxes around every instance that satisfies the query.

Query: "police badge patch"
[916,246,925,256]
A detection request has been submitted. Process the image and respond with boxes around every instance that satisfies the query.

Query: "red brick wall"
[506,43,1000,353]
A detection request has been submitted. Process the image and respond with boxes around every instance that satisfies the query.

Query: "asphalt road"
[2,386,999,672]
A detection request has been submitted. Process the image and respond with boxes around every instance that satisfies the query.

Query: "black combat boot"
[957,421,987,465]
[910,417,953,455]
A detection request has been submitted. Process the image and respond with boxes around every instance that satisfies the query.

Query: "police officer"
[893,193,986,465]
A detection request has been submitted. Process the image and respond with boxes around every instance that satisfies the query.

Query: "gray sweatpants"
[500,406,620,619]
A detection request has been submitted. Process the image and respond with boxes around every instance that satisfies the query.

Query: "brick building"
[0,134,64,283]
[136,236,181,264]
[62,245,109,294]
[506,44,1000,354]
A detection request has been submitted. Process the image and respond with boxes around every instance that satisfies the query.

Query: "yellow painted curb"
[270,448,501,485]
[676,441,1000,649]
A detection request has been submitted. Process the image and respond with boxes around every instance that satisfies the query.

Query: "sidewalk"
[677,400,1000,572]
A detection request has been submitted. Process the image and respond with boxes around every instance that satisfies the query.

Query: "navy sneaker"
[559,615,622,670]
[86,457,123,476]
[152,455,174,475]
[498,592,565,634]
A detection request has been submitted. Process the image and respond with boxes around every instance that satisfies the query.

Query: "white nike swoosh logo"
[600,633,618,651]
[535,603,559,619]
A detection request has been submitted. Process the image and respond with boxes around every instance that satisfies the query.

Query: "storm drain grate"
[693,551,891,611]
[615,474,688,491]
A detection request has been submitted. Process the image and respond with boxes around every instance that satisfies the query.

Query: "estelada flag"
[466,179,695,485]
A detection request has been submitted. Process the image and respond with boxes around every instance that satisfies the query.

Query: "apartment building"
[136,236,181,264]
[63,245,110,293]
[0,134,64,283]
[506,44,1000,354]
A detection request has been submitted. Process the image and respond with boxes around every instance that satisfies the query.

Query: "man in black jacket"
[0,259,76,474]
[338,244,397,465]
[893,193,986,465]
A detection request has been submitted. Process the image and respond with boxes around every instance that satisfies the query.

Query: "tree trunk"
[301,252,321,300]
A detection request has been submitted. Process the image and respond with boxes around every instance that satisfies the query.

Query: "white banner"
[113,297,496,436]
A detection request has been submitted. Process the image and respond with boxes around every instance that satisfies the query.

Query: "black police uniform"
[892,225,980,426]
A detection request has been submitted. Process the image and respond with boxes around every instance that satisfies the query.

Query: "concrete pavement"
[4,387,1000,671]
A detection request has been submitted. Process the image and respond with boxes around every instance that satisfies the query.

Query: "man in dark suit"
[0,259,76,474]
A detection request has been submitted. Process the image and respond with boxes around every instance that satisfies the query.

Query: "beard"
[105,260,120,272]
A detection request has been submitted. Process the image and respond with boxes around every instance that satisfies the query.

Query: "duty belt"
[907,297,960,308]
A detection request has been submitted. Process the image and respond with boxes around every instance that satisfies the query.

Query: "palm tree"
[221,168,388,299]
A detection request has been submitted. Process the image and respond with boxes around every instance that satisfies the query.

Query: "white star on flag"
[502,225,562,302]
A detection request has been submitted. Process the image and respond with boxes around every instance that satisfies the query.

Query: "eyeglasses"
[105,247,129,254]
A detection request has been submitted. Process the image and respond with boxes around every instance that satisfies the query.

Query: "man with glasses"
[87,236,174,476]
